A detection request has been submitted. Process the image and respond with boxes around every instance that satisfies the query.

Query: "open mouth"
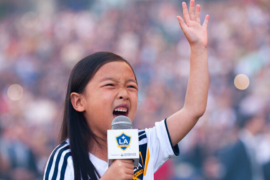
[113,106,129,117]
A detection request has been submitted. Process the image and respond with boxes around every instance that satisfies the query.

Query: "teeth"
[114,108,127,112]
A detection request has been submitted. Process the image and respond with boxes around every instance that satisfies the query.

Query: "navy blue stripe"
[164,118,180,156]
[139,133,146,138]
[51,146,70,180]
[139,134,147,141]
[139,143,147,162]
[60,152,71,180]
[45,142,67,180]
[135,143,147,179]
[138,130,145,135]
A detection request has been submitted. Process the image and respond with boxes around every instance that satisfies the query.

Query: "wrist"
[190,45,207,56]
[190,43,207,51]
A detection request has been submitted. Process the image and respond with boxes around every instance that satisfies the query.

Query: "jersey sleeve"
[145,118,180,173]
[43,142,73,180]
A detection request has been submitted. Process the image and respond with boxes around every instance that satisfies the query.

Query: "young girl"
[44,0,209,179]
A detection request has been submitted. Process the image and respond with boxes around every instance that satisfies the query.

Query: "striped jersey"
[44,119,179,180]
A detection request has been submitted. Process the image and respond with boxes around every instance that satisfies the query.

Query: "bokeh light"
[7,84,24,101]
[234,74,250,90]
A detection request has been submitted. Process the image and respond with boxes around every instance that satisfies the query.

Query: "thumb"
[177,16,188,32]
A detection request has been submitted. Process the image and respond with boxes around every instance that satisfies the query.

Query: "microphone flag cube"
[107,129,139,166]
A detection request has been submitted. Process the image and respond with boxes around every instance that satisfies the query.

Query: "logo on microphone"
[116,133,131,151]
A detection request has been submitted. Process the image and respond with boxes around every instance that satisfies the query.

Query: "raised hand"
[177,0,209,48]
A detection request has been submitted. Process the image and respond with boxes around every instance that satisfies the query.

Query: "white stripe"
[64,156,73,180]
[44,154,52,180]
[43,143,67,180]
[49,144,69,180]
[56,149,71,180]
[139,133,146,138]
[139,138,147,145]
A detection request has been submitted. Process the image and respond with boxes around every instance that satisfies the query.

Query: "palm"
[177,0,209,48]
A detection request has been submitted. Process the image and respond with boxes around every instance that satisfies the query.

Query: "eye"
[128,85,138,89]
[105,84,114,87]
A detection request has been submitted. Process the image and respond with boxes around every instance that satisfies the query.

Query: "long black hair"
[60,52,137,180]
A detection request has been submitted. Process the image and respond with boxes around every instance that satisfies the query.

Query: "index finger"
[182,2,191,26]
[118,159,134,164]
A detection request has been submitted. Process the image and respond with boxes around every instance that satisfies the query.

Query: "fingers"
[112,159,134,180]
[122,160,134,179]
[203,15,210,29]
[125,168,134,175]
[120,159,134,165]
[195,4,201,24]
[182,2,190,25]
[189,0,195,21]
[179,0,208,31]
[117,159,134,170]
[120,159,133,163]
[124,174,134,180]
[183,0,203,25]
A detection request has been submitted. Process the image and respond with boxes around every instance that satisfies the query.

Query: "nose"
[118,88,129,100]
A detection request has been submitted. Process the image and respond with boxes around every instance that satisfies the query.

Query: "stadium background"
[0,0,270,179]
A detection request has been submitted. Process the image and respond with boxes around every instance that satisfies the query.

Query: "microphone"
[111,115,132,130]
[107,116,139,167]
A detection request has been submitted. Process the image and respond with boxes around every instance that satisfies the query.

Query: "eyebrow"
[100,77,137,84]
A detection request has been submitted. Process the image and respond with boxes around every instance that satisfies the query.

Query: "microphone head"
[111,116,132,129]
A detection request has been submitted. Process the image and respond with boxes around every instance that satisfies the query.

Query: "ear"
[70,92,86,112]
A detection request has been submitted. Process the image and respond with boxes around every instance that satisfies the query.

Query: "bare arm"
[167,0,209,146]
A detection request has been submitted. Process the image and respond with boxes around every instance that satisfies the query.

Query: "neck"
[89,136,108,162]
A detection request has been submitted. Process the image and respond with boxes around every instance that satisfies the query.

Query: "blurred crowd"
[0,0,270,180]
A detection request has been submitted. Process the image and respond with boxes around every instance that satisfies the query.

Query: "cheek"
[86,90,115,118]
[130,93,138,118]
[92,90,115,105]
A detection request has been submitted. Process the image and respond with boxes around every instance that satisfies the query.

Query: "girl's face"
[82,61,138,138]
